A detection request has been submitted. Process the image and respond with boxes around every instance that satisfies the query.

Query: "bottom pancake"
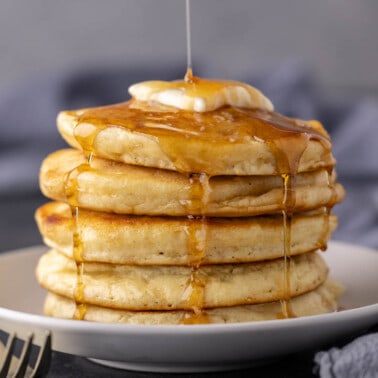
[36,249,328,310]
[44,280,343,324]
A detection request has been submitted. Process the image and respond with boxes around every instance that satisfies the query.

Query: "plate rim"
[1,240,377,371]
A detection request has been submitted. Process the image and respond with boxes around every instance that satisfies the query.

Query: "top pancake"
[57,101,336,176]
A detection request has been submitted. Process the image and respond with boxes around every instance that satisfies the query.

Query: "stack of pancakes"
[35,77,345,324]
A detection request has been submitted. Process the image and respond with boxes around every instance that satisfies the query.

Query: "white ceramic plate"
[0,241,377,373]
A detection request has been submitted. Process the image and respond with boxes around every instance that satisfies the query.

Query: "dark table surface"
[46,349,321,378]
[0,325,376,378]
[46,350,317,378]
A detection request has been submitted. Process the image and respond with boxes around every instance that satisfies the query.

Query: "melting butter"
[129,76,274,113]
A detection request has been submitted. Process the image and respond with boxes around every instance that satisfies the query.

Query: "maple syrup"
[69,93,333,321]
[266,131,312,319]
[185,0,192,83]
[179,172,211,324]
[52,0,338,324]
[64,155,94,320]
[74,101,331,176]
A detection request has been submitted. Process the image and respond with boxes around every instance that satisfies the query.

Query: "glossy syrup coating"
[71,98,332,176]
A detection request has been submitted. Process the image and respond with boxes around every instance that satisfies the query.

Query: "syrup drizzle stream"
[183,1,210,323]
[185,0,192,80]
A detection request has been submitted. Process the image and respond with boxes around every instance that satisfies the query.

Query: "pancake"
[44,280,344,324]
[39,149,345,217]
[36,249,328,310]
[35,75,345,324]
[36,201,337,265]
[57,102,336,176]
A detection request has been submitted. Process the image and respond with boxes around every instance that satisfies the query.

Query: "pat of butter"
[129,77,274,112]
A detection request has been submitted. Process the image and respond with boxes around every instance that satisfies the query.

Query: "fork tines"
[0,331,51,378]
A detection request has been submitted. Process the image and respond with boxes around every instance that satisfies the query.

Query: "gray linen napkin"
[314,332,378,378]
